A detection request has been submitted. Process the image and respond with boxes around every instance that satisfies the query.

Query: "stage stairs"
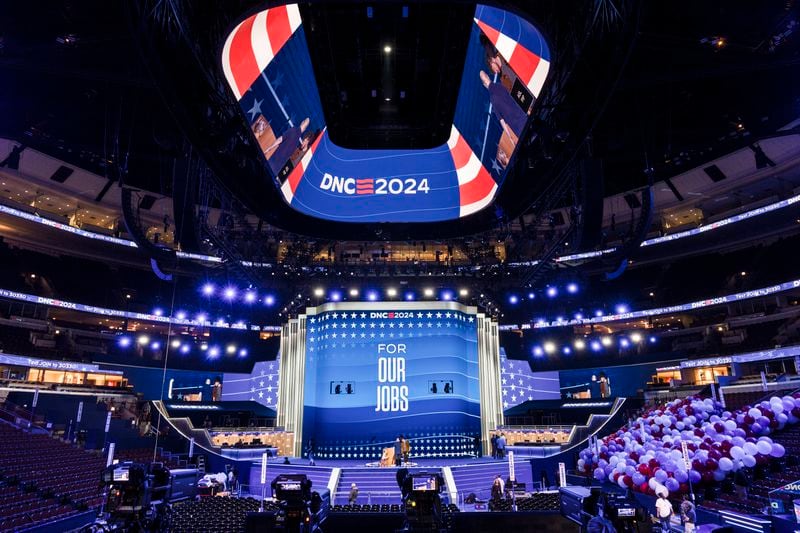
[449,459,533,502]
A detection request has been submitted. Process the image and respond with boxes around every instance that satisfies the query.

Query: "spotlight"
[441,290,453,301]
[170,339,181,349]
[423,288,434,297]
[532,346,544,357]
[313,288,325,297]
[226,344,237,355]
[383,44,392,53]
[595,310,604,317]
[349,288,359,297]
[180,344,191,354]
[620,338,630,348]
[566,283,578,294]
[574,313,583,321]
[238,348,248,357]
[615,304,629,314]
[649,336,657,343]
[543,341,556,354]
[386,288,398,297]
[208,346,220,358]
[137,335,150,345]
[176,311,187,320]
[405,292,415,301]
[508,295,519,304]
[196,313,207,323]
[546,286,558,298]
[201,283,215,296]
[601,336,612,347]
[200,343,208,351]
[527,292,536,300]
[330,291,342,302]
[590,340,602,352]
[118,337,131,348]
[223,286,237,301]
[367,291,378,301]
[562,346,572,355]
[150,341,161,350]
[264,295,276,306]
[459,288,469,297]
[630,332,643,343]
[153,308,164,316]
[244,291,257,303]
[574,339,586,350]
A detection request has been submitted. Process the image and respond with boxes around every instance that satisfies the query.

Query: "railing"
[331,490,401,506]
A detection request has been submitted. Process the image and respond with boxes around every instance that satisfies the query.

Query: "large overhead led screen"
[223,4,550,223]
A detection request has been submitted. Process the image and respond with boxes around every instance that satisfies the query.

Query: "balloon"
[674,470,688,483]
[655,469,668,483]
[770,443,786,458]
[756,440,772,455]
[742,455,756,468]
[665,477,680,492]
[730,446,745,460]
[594,467,605,480]
[751,423,763,435]
[719,457,733,471]
[748,408,762,419]
[743,442,758,456]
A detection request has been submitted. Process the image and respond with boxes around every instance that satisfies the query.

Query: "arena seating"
[0,423,104,531]
[169,496,274,533]
[488,492,561,512]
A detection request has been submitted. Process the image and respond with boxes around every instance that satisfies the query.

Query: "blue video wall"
[302,308,480,458]
[223,4,550,223]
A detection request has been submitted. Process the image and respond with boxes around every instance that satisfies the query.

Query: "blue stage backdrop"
[221,359,280,409]
[498,349,561,410]
[302,309,480,459]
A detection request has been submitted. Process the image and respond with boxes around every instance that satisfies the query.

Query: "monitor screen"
[223,4,550,223]
[113,466,130,482]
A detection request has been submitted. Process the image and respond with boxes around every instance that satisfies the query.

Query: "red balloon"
[630,451,639,462]
[694,429,704,437]
[649,459,659,470]
[770,419,779,429]
[692,459,704,472]
[744,415,755,425]
[701,471,714,484]
[639,482,649,493]
[792,407,800,419]
[623,475,633,487]
[613,472,621,482]
[714,422,725,433]
[638,464,650,476]
[679,483,689,494]
[706,459,718,472]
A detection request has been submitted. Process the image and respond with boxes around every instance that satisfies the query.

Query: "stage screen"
[301,303,480,459]
[223,4,550,223]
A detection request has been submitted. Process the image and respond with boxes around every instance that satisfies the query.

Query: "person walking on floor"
[655,489,674,533]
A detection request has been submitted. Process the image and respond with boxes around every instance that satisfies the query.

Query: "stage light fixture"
[527,292,536,300]
[264,295,276,306]
[170,339,181,349]
[196,313,208,323]
[441,290,453,301]
[543,341,556,354]
[153,308,164,316]
[508,295,519,304]
[615,304,629,314]
[424,288,434,297]
[386,288,398,297]
[118,337,131,348]
[590,340,602,352]
[532,346,544,357]
[405,292,415,301]
[330,291,342,302]
[383,44,392,53]
[574,339,586,350]
[562,346,572,355]
[150,341,161,350]
[244,291,257,303]
[313,288,325,297]
[208,346,220,358]
[200,343,208,351]
[595,310,604,317]
[226,344,237,355]
[180,344,191,354]
[239,348,248,357]
[176,311,187,320]
[620,338,630,348]
[546,286,558,298]
[630,332,643,343]
[566,283,579,294]
[574,313,583,321]
[601,336,612,347]
[223,286,237,301]
[349,288,360,297]
[201,283,215,296]
[459,288,469,296]
[137,335,150,345]
[649,336,657,343]
[367,290,378,301]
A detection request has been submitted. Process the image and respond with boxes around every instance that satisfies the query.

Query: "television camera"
[88,462,172,532]
[399,471,446,532]
[560,486,646,532]
[270,474,329,533]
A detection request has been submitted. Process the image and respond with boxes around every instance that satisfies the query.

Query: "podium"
[380,447,396,467]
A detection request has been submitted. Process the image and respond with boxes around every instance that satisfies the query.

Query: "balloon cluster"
[577,394,800,497]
